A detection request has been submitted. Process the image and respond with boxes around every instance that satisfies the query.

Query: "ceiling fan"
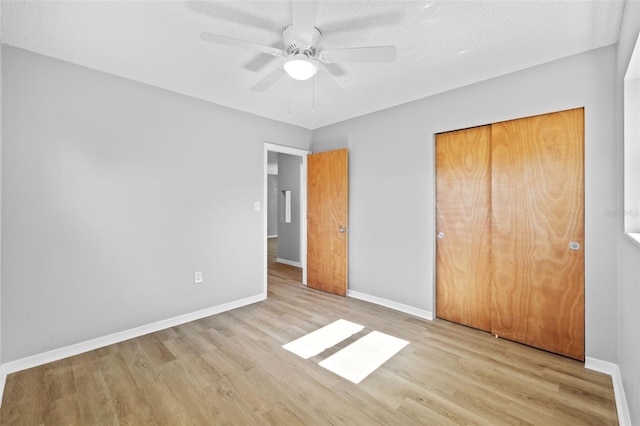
[199,0,397,96]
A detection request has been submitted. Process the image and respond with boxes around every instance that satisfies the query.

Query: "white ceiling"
[1,0,626,130]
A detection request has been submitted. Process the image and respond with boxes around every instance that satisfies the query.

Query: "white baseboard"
[268,235,278,239]
[276,258,302,268]
[1,293,266,376]
[347,290,434,320]
[0,366,6,407]
[585,357,631,425]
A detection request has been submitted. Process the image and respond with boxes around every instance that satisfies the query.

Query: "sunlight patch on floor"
[283,319,409,383]
[319,331,409,384]
[282,319,364,359]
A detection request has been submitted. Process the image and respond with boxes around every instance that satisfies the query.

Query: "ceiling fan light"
[284,55,317,81]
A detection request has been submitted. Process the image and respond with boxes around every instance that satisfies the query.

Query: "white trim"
[263,142,310,298]
[1,294,265,375]
[276,258,303,268]
[268,235,278,239]
[624,33,640,234]
[300,158,308,285]
[625,232,640,246]
[431,132,438,318]
[0,367,6,407]
[347,290,434,320]
[264,142,311,158]
[585,357,631,426]
[584,356,617,375]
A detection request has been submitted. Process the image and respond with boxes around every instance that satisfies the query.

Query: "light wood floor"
[0,239,618,425]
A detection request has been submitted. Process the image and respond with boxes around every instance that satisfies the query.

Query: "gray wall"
[616,1,640,423]
[1,45,311,362]
[0,2,3,368]
[312,45,618,363]
[276,153,302,263]
[267,173,278,237]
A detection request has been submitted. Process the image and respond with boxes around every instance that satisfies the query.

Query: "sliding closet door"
[436,126,492,332]
[491,108,585,361]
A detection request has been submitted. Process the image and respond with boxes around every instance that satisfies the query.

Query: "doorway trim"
[263,142,311,298]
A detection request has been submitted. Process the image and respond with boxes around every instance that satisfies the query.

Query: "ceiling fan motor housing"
[282,25,322,59]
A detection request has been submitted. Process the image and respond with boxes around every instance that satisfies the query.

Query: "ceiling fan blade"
[291,0,319,43]
[320,46,397,64]
[244,52,280,72]
[251,67,287,92]
[200,32,283,57]
[322,62,347,77]
[314,68,345,98]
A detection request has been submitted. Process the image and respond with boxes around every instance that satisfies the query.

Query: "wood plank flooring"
[0,239,618,425]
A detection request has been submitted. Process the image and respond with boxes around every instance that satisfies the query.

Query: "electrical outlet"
[194,271,203,284]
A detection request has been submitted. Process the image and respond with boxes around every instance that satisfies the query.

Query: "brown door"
[307,148,349,296]
[491,108,585,361]
[436,126,493,332]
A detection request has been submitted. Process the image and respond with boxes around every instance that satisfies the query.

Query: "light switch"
[254,201,261,211]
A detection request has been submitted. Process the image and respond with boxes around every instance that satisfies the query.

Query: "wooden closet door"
[307,149,349,296]
[491,108,585,361]
[436,126,492,332]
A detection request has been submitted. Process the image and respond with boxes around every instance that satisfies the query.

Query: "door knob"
[569,241,581,250]
[338,226,348,234]
[437,232,445,239]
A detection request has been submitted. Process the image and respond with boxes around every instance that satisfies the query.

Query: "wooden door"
[307,149,349,296]
[436,126,493,332]
[491,108,585,361]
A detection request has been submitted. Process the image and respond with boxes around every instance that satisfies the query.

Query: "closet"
[435,108,585,361]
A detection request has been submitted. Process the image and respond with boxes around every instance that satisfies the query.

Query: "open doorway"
[263,143,310,297]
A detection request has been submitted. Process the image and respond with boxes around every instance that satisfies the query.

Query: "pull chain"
[287,75,291,118]
[312,72,316,112]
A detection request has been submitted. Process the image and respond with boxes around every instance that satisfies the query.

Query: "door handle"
[338,226,349,234]
[569,241,581,250]
[437,232,445,239]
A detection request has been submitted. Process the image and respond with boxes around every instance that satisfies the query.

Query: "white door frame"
[263,142,310,297]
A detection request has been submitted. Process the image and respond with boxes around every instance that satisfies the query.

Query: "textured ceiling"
[1,1,626,129]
